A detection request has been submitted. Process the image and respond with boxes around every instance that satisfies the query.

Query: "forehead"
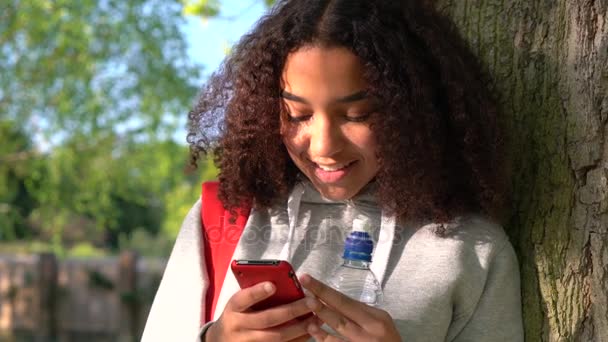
[281,46,367,103]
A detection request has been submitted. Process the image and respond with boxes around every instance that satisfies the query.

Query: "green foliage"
[181,0,275,19]
[182,0,221,17]
[0,0,201,140]
[0,0,220,257]
[68,242,107,258]
[118,228,173,259]
[1,133,216,256]
[0,121,39,240]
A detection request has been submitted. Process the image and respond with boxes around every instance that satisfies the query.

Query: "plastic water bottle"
[328,218,383,306]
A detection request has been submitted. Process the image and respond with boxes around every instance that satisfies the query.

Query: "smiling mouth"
[315,161,355,171]
[310,160,357,183]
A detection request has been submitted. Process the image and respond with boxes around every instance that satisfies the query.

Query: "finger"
[228,281,275,312]
[247,296,314,329]
[299,274,371,323]
[306,297,364,340]
[262,314,318,341]
[307,321,330,341]
[289,335,313,342]
[307,319,346,342]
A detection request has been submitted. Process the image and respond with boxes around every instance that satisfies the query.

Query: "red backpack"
[200,181,251,323]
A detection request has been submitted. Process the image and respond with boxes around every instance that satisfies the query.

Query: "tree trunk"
[435,0,608,341]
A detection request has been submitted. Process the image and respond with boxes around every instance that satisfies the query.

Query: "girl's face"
[281,46,379,200]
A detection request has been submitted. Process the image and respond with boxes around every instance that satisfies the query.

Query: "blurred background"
[0,0,270,340]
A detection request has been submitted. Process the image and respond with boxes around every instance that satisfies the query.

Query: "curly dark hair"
[187,0,507,223]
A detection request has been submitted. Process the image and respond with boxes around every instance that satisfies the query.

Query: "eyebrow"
[280,90,368,104]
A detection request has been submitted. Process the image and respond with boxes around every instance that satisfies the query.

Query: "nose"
[308,114,344,158]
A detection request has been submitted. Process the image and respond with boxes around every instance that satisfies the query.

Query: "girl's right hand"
[205,281,318,341]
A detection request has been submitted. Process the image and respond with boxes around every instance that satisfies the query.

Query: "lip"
[311,160,356,183]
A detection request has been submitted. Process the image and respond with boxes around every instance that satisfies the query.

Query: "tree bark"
[435,0,608,341]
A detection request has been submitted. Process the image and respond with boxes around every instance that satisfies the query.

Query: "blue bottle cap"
[343,231,373,261]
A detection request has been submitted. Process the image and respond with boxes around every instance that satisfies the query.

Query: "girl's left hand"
[299,273,402,342]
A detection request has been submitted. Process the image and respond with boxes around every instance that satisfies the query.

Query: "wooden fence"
[0,252,166,342]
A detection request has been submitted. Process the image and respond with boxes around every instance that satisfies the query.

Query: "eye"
[345,113,371,122]
[286,112,312,123]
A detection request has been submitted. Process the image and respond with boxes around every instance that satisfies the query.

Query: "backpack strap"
[200,181,251,323]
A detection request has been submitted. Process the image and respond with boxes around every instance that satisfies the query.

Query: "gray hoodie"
[141,180,524,341]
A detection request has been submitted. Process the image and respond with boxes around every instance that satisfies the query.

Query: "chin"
[316,185,358,201]
[321,192,350,201]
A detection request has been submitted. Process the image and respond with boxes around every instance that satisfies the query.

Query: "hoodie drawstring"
[279,182,305,261]
[371,213,395,287]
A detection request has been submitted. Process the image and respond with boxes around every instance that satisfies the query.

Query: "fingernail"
[307,322,319,333]
[263,282,274,294]
[306,296,318,310]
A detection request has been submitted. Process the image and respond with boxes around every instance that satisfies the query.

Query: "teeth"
[317,163,348,171]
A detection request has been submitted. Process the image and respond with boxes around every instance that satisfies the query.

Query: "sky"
[183,0,268,77]
[172,0,268,141]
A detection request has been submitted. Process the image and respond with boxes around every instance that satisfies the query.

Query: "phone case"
[231,259,307,311]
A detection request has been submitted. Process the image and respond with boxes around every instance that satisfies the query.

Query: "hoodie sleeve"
[141,199,209,342]
[451,241,524,342]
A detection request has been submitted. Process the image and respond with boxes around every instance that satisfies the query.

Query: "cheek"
[346,127,377,155]
[281,125,308,154]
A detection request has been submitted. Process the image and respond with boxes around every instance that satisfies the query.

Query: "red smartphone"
[231,259,308,312]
